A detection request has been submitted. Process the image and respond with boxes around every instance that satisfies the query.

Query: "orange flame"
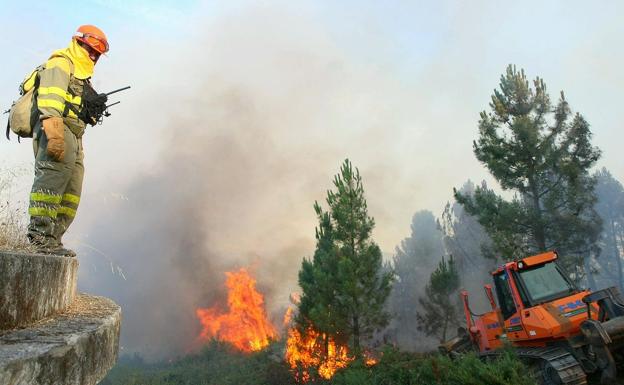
[195,268,277,352]
[282,307,295,328]
[285,325,353,382]
[364,354,378,366]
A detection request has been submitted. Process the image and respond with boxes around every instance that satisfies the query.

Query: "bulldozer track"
[481,346,587,385]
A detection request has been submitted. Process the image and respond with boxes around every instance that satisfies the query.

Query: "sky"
[1,0,623,358]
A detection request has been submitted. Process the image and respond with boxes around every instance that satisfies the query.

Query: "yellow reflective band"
[57,206,77,218]
[38,86,70,99]
[39,87,81,105]
[37,98,65,113]
[22,70,38,93]
[37,98,78,118]
[62,193,80,204]
[30,192,62,204]
[29,206,57,218]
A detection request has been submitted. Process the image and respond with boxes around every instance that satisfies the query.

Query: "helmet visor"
[76,32,109,54]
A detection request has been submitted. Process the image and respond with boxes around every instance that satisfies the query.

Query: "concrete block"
[0,294,121,385]
[0,251,78,330]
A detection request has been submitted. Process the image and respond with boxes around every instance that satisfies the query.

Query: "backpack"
[5,55,74,141]
[5,67,42,140]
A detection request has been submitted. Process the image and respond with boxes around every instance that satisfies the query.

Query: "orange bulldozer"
[441,251,624,385]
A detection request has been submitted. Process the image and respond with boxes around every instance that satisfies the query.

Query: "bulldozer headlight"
[518,262,524,269]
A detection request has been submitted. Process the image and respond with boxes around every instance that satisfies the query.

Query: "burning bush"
[196,268,277,352]
[285,326,352,382]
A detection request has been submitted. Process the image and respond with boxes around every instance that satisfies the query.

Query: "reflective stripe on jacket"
[36,40,93,138]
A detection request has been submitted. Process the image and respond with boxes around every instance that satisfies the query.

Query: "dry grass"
[0,204,31,251]
[0,166,33,252]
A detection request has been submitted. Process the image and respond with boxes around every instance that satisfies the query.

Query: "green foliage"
[297,159,394,354]
[298,201,347,340]
[103,344,537,385]
[331,347,536,385]
[100,340,295,385]
[456,65,602,275]
[441,181,495,265]
[416,256,460,342]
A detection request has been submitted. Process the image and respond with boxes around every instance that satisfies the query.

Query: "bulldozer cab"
[486,252,592,345]
[513,260,576,306]
[493,258,576,320]
[460,252,596,351]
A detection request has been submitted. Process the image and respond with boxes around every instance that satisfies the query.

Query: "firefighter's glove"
[42,117,65,161]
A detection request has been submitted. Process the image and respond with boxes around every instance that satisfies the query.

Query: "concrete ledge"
[0,251,78,329]
[0,294,121,385]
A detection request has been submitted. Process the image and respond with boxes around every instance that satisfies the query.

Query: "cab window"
[517,262,574,304]
[494,271,517,320]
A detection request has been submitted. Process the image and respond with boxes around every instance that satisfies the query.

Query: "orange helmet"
[74,25,109,54]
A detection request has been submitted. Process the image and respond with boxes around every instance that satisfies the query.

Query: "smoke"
[1,1,621,361]
[75,4,444,359]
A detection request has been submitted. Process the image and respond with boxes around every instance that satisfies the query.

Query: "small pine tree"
[416,255,460,343]
[297,201,347,338]
[297,159,394,355]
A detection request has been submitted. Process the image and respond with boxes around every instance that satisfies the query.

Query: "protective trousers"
[27,121,84,247]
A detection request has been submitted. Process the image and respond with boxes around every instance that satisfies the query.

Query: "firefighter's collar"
[52,40,95,80]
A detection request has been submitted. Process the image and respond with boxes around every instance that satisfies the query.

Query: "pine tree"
[297,202,346,339]
[297,159,393,355]
[456,65,602,277]
[416,255,460,343]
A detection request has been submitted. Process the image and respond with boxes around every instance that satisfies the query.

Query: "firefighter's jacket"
[36,39,94,138]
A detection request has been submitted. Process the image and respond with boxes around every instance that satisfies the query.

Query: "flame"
[195,268,277,352]
[282,307,295,327]
[285,325,353,382]
[364,354,378,366]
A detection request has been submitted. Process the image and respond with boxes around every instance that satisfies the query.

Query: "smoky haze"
[5,2,618,360]
[76,6,451,359]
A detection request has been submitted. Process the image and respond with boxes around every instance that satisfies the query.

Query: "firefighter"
[27,25,109,257]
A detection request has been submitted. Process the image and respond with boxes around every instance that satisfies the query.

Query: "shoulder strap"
[5,113,10,141]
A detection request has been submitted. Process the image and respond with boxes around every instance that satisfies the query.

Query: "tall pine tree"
[456,65,602,277]
[297,159,393,355]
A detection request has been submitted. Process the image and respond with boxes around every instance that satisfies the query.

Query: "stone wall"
[0,251,121,385]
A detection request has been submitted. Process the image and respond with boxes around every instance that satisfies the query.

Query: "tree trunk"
[609,219,624,292]
[324,334,329,359]
[352,315,360,357]
[441,314,449,343]
[584,256,597,290]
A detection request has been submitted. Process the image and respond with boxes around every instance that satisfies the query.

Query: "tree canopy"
[297,159,393,354]
[456,65,602,273]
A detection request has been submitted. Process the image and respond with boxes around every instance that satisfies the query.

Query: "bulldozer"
[441,251,624,385]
